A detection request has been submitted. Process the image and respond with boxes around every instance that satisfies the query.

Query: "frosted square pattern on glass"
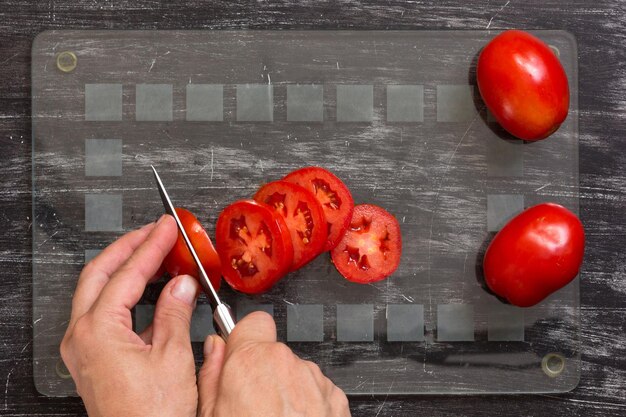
[134,304,154,334]
[287,304,324,342]
[136,84,173,121]
[336,85,373,122]
[387,85,424,122]
[436,85,476,122]
[488,304,525,342]
[487,136,523,177]
[85,83,122,121]
[287,85,324,121]
[190,305,217,342]
[237,84,273,121]
[85,139,122,176]
[487,194,524,231]
[85,194,122,232]
[84,249,102,263]
[387,304,424,342]
[186,84,223,121]
[337,304,374,342]
[437,304,475,342]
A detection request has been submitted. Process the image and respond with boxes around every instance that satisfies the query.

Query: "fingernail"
[171,275,197,306]
[204,335,215,357]
[156,214,168,225]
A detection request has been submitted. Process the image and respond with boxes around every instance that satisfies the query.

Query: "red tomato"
[163,208,222,290]
[477,30,569,141]
[283,167,354,251]
[254,181,327,271]
[331,204,402,283]
[483,203,585,307]
[215,200,293,294]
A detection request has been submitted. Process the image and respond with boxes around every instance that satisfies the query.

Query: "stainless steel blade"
[150,165,222,309]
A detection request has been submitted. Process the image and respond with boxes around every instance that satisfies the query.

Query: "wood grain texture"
[0,0,625,416]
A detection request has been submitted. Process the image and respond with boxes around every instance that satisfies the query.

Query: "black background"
[1,1,624,416]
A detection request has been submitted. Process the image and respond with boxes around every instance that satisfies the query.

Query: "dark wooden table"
[1,1,624,415]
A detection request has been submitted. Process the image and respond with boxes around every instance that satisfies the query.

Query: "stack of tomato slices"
[162,167,402,294]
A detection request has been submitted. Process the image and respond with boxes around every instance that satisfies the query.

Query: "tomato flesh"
[477,30,569,141]
[483,203,585,307]
[215,200,293,294]
[283,167,354,251]
[254,180,327,271]
[331,204,402,283]
[162,208,222,291]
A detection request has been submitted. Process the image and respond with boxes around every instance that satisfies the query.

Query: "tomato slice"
[283,167,354,251]
[215,200,294,294]
[254,180,327,271]
[163,208,222,291]
[331,204,402,283]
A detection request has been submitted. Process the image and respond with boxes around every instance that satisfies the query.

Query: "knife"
[151,165,236,341]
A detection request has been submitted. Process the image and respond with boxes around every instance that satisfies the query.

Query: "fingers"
[225,311,277,355]
[70,222,156,327]
[95,215,178,313]
[198,335,226,417]
[150,274,199,350]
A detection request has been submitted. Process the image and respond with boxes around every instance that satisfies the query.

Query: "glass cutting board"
[32,30,579,396]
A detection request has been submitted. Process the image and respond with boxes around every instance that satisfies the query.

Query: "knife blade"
[151,165,235,340]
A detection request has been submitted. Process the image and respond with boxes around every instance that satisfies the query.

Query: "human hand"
[61,215,201,417]
[197,311,351,417]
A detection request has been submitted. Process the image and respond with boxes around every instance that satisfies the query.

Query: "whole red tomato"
[477,30,569,141]
[483,203,584,307]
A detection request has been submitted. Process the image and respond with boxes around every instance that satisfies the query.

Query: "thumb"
[151,274,199,350]
[198,335,226,416]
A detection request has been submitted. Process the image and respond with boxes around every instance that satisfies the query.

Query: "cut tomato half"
[215,200,293,294]
[331,204,402,283]
[254,180,327,271]
[163,208,222,291]
[283,166,354,251]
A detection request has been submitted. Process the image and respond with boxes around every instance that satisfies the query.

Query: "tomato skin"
[283,166,354,251]
[162,208,222,291]
[331,204,402,284]
[483,203,585,307]
[477,30,569,141]
[215,200,294,294]
[254,180,327,271]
